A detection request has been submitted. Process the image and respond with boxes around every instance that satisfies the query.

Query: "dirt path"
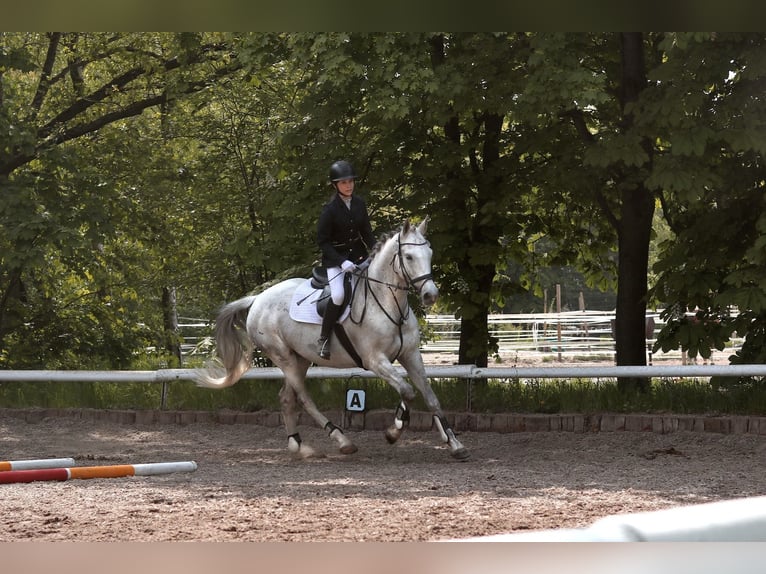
[1,411,764,542]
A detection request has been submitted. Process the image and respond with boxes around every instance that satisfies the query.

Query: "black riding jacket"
[317,193,375,268]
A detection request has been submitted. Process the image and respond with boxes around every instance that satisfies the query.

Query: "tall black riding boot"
[317,301,342,359]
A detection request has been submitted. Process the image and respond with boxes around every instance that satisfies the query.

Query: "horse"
[195,217,469,460]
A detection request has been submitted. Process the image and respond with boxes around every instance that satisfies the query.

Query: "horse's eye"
[405,254,413,261]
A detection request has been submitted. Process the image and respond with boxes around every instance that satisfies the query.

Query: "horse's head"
[397,217,439,307]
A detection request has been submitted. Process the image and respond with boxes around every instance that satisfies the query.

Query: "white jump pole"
[132,461,198,476]
[0,458,76,472]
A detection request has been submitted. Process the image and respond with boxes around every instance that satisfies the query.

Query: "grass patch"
[3,375,766,415]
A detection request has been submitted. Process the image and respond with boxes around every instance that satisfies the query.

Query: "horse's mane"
[369,226,401,260]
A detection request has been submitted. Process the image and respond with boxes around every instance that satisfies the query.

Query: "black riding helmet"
[329,160,356,182]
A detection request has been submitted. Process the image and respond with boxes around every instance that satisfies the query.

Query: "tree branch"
[37,65,167,140]
[38,42,235,141]
[1,44,240,177]
[28,32,61,123]
[560,107,621,231]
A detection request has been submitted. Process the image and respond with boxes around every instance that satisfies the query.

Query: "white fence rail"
[3,363,766,384]
[2,364,764,412]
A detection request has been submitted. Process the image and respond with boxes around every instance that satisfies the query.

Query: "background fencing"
[178,311,744,366]
[420,311,743,364]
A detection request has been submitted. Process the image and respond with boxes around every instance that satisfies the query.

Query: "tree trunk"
[162,286,182,367]
[457,263,494,367]
[429,36,508,368]
[458,112,505,368]
[614,32,655,392]
[615,183,654,391]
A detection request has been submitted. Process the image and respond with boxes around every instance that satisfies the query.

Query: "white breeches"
[328,266,346,305]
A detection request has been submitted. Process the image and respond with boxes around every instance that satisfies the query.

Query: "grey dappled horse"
[195,218,469,460]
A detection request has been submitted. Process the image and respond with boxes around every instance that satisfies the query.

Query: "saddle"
[309,267,365,369]
[310,267,352,317]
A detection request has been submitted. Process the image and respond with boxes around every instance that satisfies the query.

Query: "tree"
[6,31,764,381]
[522,33,666,391]
[271,33,535,367]
[524,32,766,392]
[648,34,766,373]
[0,32,240,367]
[178,45,319,302]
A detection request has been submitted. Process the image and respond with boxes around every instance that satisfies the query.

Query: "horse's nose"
[422,283,439,307]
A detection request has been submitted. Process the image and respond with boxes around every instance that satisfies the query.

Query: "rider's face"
[335,178,355,197]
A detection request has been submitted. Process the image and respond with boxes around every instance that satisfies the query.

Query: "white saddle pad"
[288,278,352,325]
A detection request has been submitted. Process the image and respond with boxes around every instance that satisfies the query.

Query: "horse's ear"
[402,219,412,234]
[417,215,429,236]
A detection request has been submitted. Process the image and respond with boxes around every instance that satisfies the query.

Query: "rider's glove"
[341,260,357,273]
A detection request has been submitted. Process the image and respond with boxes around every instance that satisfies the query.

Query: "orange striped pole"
[0,461,197,484]
[0,458,76,471]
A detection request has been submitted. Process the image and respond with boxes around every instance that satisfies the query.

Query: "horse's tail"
[195,295,258,389]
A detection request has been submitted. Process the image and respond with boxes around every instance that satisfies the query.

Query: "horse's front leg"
[398,352,470,460]
[385,400,410,445]
[366,357,417,446]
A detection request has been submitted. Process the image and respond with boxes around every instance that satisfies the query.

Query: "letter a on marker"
[346,389,365,412]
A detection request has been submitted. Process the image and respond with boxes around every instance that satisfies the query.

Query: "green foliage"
[0,32,243,368]
[645,33,766,365]
[3,31,766,378]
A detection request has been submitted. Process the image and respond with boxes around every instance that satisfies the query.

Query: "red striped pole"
[0,461,197,484]
[0,458,76,471]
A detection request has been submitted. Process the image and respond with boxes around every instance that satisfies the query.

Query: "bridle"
[349,232,435,328]
[395,238,434,295]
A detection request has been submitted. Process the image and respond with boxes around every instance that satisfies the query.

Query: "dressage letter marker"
[0,461,197,484]
[0,458,76,472]
[346,389,366,412]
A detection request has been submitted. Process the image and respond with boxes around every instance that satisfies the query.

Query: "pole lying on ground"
[0,461,197,484]
[0,458,76,472]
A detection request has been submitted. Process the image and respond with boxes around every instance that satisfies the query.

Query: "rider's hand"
[341,260,357,273]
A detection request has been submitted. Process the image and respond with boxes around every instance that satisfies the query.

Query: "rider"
[315,160,376,359]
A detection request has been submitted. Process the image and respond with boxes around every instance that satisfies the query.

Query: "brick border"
[2,408,766,435]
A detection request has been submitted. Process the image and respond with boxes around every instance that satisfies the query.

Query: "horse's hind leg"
[279,382,321,459]
[280,362,358,456]
[292,386,358,455]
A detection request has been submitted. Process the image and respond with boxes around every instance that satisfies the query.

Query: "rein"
[348,234,434,355]
[353,238,432,293]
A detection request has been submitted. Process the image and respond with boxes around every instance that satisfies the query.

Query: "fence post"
[159,360,169,410]
[556,284,562,362]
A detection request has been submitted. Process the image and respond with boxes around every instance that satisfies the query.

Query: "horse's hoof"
[292,445,324,460]
[340,444,358,455]
[451,447,470,461]
[385,428,401,444]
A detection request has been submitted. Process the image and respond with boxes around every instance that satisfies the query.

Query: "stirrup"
[317,336,331,359]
